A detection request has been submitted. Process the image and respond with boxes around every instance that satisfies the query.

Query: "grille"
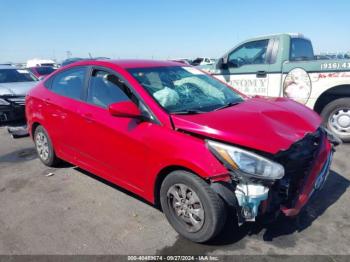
[6,96,25,106]
[272,128,325,207]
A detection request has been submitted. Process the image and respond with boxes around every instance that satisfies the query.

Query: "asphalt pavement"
[0,127,349,255]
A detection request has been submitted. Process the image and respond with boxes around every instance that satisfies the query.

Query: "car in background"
[0,63,15,67]
[202,33,350,142]
[26,59,58,69]
[0,66,38,125]
[315,54,331,60]
[169,59,192,65]
[61,57,85,67]
[191,57,216,66]
[61,57,110,67]
[28,66,56,79]
[26,59,336,243]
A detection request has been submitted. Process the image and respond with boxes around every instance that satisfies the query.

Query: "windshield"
[191,58,203,65]
[36,66,55,75]
[128,66,243,113]
[0,69,37,83]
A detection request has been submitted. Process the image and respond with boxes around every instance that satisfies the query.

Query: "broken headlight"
[207,140,284,180]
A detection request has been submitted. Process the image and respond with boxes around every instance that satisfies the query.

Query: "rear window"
[0,69,37,83]
[290,38,314,61]
[36,67,55,75]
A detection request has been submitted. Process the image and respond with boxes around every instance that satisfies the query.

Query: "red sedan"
[26,60,337,242]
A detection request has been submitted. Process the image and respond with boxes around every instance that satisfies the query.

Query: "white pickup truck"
[203,33,350,141]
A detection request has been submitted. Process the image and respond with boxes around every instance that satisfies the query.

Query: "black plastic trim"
[210,181,238,207]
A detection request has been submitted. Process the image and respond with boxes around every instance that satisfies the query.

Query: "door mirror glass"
[108,101,141,118]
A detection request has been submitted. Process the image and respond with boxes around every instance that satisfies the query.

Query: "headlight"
[0,98,10,106]
[207,140,284,180]
[283,68,311,104]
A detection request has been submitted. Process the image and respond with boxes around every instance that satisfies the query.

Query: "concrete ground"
[0,127,349,255]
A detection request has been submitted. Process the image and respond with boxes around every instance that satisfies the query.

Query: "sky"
[0,0,349,63]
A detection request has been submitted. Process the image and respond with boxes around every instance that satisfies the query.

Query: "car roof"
[71,59,185,69]
[244,33,310,42]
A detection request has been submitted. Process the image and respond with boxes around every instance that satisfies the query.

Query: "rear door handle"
[256,71,267,78]
[44,98,51,104]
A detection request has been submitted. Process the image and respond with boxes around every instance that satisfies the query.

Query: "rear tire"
[160,170,226,243]
[34,125,60,167]
[321,98,350,142]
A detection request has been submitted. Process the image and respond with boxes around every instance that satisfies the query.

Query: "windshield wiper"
[213,101,241,111]
[171,110,206,115]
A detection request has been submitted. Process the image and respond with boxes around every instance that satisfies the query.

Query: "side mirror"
[216,57,228,70]
[108,101,141,118]
[38,76,46,81]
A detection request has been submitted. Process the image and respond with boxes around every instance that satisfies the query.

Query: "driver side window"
[87,69,133,108]
[228,39,269,67]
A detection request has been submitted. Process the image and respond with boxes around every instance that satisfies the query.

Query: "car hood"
[171,97,322,154]
[0,81,38,96]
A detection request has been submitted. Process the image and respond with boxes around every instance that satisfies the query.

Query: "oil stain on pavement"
[0,147,37,163]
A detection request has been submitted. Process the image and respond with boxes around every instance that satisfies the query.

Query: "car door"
[75,67,151,192]
[215,39,273,96]
[43,66,89,161]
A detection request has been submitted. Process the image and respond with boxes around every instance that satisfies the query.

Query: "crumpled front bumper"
[210,129,335,223]
[281,137,333,217]
[0,96,26,125]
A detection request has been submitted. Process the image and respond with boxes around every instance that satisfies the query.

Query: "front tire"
[321,98,350,142]
[160,171,226,243]
[34,125,60,167]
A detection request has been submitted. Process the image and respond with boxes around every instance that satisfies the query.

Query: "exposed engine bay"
[211,127,336,223]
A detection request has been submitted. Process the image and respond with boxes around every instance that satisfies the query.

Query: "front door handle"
[256,71,267,78]
[82,113,94,123]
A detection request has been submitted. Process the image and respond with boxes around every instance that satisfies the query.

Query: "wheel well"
[314,85,350,114]
[31,122,41,138]
[153,165,205,209]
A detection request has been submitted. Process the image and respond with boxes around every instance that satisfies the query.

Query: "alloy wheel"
[167,183,205,232]
[35,131,50,161]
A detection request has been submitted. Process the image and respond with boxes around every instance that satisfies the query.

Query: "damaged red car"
[26,60,339,243]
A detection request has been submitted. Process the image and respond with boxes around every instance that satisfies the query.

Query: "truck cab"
[205,33,350,141]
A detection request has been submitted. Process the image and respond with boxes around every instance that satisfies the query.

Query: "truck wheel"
[321,98,350,142]
[160,171,226,243]
[34,125,60,166]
